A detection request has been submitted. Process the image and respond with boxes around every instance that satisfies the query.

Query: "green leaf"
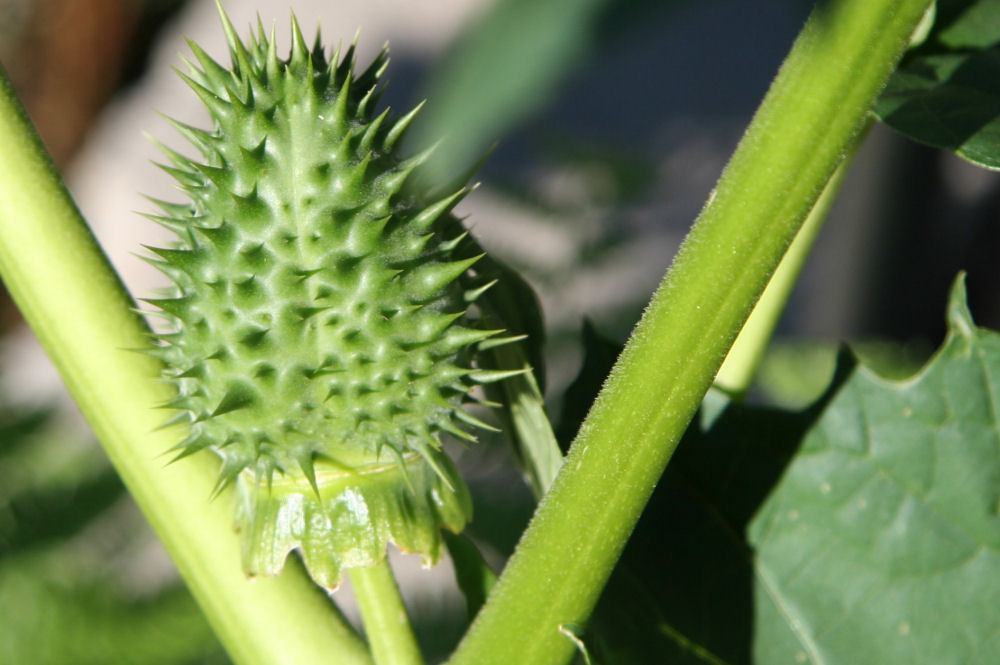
[589,275,1000,665]
[480,341,562,498]
[749,274,1000,664]
[936,0,1000,49]
[469,248,547,393]
[554,321,622,451]
[873,48,1000,168]
[464,241,563,498]
[873,0,1000,168]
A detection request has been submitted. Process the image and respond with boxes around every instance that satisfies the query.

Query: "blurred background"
[2,0,999,662]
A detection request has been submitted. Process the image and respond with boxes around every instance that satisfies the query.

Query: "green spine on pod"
[143,8,520,590]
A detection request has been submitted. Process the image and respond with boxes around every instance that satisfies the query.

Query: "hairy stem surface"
[447,2,931,664]
[714,121,870,395]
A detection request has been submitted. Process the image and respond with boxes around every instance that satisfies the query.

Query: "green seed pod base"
[144,10,517,589]
[236,452,471,590]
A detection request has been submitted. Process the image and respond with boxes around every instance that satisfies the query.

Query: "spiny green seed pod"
[143,10,521,589]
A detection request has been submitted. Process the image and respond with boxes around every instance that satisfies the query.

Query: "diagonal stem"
[714,120,870,396]
[446,2,932,664]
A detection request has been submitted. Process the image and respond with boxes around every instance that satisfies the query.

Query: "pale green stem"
[446,2,932,665]
[349,559,426,665]
[714,121,869,395]
[0,63,372,665]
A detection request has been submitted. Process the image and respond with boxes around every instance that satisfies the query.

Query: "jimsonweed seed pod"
[143,10,522,589]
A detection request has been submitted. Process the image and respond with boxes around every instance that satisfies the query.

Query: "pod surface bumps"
[144,8,516,588]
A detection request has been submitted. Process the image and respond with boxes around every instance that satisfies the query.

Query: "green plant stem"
[446,2,931,665]
[0,62,372,665]
[349,559,425,665]
[713,121,870,396]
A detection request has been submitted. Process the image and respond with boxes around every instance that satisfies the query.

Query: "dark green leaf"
[555,320,622,451]
[460,230,563,498]
[936,0,1000,49]
[590,275,1000,665]
[479,339,563,498]
[749,276,1000,664]
[0,408,49,457]
[874,0,1000,168]
[874,48,1000,168]
[0,468,124,556]
[443,531,498,621]
[474,250,548,393]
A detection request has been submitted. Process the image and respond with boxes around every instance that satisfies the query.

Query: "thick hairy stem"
[0,62,371,665]
[713,121,870,396]
[446,2,932,665]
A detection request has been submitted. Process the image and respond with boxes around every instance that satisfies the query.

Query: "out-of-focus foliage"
[755,339,932,409]
[412,0,617,189]
[0,402,228,665]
